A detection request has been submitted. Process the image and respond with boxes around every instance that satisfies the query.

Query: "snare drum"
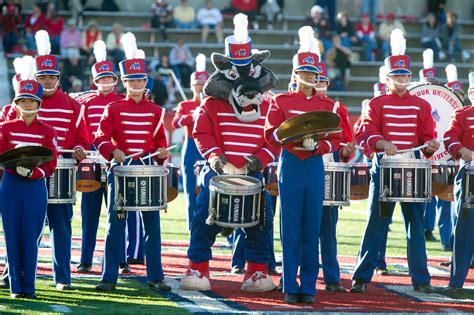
[437,161,459,201]
[208,175,263,228]
[350,162,371,200]
[114,165,168,211]
[379,158,431,203]
[167,164,179,202]
[264,162,278,196]
[323,162,351,207]
[47,158,76,204]
[463,164,474,208]
[76,158,102,192]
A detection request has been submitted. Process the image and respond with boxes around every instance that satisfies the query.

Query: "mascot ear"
[252,50,271,64]
[211,52,230,70]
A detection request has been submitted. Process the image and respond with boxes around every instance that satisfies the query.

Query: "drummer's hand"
[425,140,440,154]
[112,149,126,163]
[246,155,263,172]
[303,137,318,151]
[16,166,32,177]
[459,147,473,161]
[378,140,397,155]
[156,147,169,159]
[73,147,86,161]
[210,155,227,174]
[342,142,356,157]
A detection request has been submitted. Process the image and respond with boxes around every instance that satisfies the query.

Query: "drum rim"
[56,158,76,167]
[324,163,352,171]
[118,205,168,211]
[379,196,432,203]
[214,220,260,228]
[114,165,167,176]
[381,159,431,167]
[209,174,262,194]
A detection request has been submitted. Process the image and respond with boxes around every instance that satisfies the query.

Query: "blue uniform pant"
[280,150,324,296]
[449,163,474,288]
[101,161,165,284]
[187,166,271,264]
[126,211,144,261]
[352,155,431,287]
[424,197,454,247]
[1,173,47,294]
[80,187,106,265]
[182,138,202,230]
[320,206,341,285]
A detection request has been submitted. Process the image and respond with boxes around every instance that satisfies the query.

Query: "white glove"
[303,138,318,151]
[16,166,32,177]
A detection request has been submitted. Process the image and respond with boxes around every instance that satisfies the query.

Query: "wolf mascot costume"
[180,13,279,292]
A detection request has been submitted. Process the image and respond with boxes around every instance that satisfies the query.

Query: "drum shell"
[76,159,102,192]
[167,164,179,202]
[463,165,474,208]
[264,162,279,196]
[437,161,459,201]
[380,159,431,203]
[323,162,351,207]
[114,165,168,211]
[350,162,371,200]
[209,175,263,228]
[47,158,76,204]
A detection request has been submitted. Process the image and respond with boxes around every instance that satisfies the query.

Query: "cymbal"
[276,111,341,144]
[0,156,53,169]
[0,146,53,164]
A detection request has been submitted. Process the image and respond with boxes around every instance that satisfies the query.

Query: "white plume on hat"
[379,65,387,83]
[121,32,137,60]
[446,64,458,83]
[298,26,316,53]
[390,28,406,56]
[35,30,51,56]
[311,36,321,57]
[468,72,474,88]
[195,54,206,72]
[233,13,249,43]
[93,40,107,63]
[20,56,36,81]
[13,57,23,75]
[423,49,434,69]
[135,49,145,59]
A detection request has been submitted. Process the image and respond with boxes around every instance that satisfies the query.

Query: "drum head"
[409,84,463,161]
[77,180,101,192]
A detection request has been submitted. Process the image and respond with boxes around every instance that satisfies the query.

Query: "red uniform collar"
[387,90,411,99]
[125,95,148,105]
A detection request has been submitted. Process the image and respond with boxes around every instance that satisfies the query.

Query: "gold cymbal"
[276,111,341,144]
[0,146,53,165]
[0,156,54,170]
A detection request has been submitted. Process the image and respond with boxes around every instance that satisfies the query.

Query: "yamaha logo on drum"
[140,180,147,205]
[324,174,331,199]
[233,197,241,222]
[406,171,413,196]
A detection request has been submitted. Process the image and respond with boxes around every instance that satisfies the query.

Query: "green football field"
[0,193,452,314]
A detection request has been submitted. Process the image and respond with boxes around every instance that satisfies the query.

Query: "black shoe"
[220,227,234,237]
[375,267,389,275]
[148,280,172,292]
[442,286,463,294]
[439,261,452,267]
[231,266,245,274]
[95,281,116,291]
[283,293,298,304]
[325,283,347,292]
[0,278,9,289]
[299,294,315,303]
[414,284,437,293]
[127,258,145,265]
[55,283,73,291]
[276,279,283,291]
[268,268,280,276]
[77,263,92,273]
[441,244,452,252]
[119,263,131,274]
[10,293,22,299]
[424,230,437,242]
[23,293,37,299]
[350,280,367,293]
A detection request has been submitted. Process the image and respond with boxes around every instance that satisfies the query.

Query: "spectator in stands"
[25,2,47,51]
[378,12,406,59]
[61,47,84,92]
[231,0,259,29]
[0,0,22,54]
[105,22,125,65]
[154,54,175,107]
[169,38,194,89]
[151,0,173,41]
[427,0,446,24]
[259,0,282,30]
[421,12,444,61]
[82,20,102,64]
[71,78,83,93]
[315,0,336,29]
[361,0,380,23]
[60,18,82,58]
[69,0,83,24]
[326,34,352,90]
[46,5,64,54]
[304,5,331,52]
[197,0,224,43]
[441,11,471,63]
[355,13,377,61]
[173,0,196,29]
[336,11,357,48]
[101,0,120,12]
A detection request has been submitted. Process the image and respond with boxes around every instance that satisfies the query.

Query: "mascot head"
[204,13,278,122]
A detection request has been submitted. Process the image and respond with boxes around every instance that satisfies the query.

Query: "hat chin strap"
[297,77,317,88]
[315,86,327,92]
[393,81,410,87]
[42,80,60,93]
[18,107,39,115]
[96,82,117,89]
[128,87,146,94]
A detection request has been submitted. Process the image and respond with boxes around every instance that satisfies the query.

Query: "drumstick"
[123,150,144,160]
[141,145,177,160]
[58,149,96,154]
[397,136,450,153]
[243,155,253,162]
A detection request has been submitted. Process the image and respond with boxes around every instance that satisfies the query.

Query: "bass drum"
[409,84,463,161]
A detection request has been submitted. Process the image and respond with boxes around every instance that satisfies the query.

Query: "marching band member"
[445,64,465,103]
[180,14,278,293]
[93,32,171,292]
[264,26,342,303]
[352,29,438,293]
[314,60,355,292]
[172,53,209,230]
[1,59,58,298]
[77,40,124,273]
[442,71,474,293]
[5,31,90,291]
[419,49,439,85]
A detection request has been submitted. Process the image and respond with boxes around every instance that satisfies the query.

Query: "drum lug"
[205,209,217,226]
